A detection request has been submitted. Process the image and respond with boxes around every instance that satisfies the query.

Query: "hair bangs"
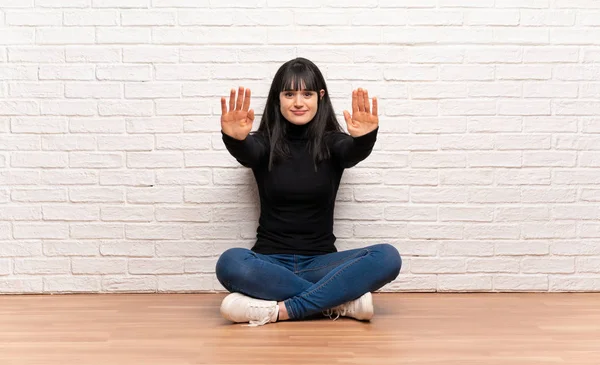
[279,63,319,92]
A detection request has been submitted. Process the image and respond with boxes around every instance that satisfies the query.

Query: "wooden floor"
[0,293,599,365]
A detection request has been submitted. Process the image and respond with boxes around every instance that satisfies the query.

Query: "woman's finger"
[357,88,365,112]
[235,86,244,110]
[343,110,352,125]
[220,97,227,116]
[364,89,370,114]
[242,88,251,111]
[372,97,378,117]
[229,88,236,111]
[352,89,358,113]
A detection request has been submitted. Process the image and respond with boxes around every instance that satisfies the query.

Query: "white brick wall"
[1,0,599,294]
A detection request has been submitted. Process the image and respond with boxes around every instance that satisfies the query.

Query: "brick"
[44,241,99,256]
[102,277,157,292]
[468,116,522,132]
[37,0,89,7]
[522,257,575,273]
[66,47,121,63]
[550,277,600,292]
[125,224,186,240]
[44,277,100,293]
[354,187,409,202]
[66,83,121,99]
[43,205,98,221]
[0,29,34,44]
[64,10,118,25]
[14,258,69,274]
[129,259,183,274]
[184,258,218,274]
[127,152,183,168]
[438,275,492,292]
[97,65,152,81]
[155,169,211,186]
[495,207,549,222]
[70,152,123,168]
[439,135,495,150]
[439,169,493,185]
[464,224,520,239]
[12,188,67,202]
[126,117,182,133]
[158,275,212,292]
[10,83,64,98]
[0,205,41,221]
[522,222,577,239]
[467,258,520,273]
[0,101,39,116]
[122,10,175,25]
[72,258,127,274]
[97,27,150,44]
[70,118,125,133]
[6,11,62,26]
[127,187,183,203]
[125,82,180,98]
[98,135,154,151]
[0,171,41,185]
[42,170,98,185]
[69,187,124,203]
[36,27,94,44]
[178,10,234,25]
[156,241,212,257]
[41,100,96,116]
[43,135,96,151]
[494,276,549,291]
[98,101,154,117]
[100,241,155,257]
[156,207,211,222]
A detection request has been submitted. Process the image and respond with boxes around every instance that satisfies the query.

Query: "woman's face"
[279,83,325,125]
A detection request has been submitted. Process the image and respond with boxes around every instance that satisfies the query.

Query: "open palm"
[221,86,255,141]
[343,88,379,137]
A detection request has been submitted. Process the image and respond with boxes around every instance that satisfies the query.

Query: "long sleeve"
[327,127,378,168]
[222,131,268,168]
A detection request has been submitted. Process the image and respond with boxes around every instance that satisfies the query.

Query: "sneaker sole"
[358,292,374,321]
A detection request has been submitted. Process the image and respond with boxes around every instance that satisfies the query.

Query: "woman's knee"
[215,247,252,286]
[371,243,402,281]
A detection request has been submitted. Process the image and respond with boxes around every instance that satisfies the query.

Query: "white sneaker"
[220,292,279,327]
[323,292,374,321]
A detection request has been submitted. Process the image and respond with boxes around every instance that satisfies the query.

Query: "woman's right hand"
[221,86,255,141]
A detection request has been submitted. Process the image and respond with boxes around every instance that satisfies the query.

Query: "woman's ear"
[320,89,325,100]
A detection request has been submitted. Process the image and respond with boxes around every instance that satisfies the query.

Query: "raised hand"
[343,88,379,138]
[221,86,255,141]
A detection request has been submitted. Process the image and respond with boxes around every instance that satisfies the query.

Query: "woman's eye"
[285,92,294,97]
[304,92,312,97]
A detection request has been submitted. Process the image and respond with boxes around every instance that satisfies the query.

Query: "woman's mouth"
[292,110,307,115]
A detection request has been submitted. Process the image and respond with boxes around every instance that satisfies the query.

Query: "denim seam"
[295,250,368,274]
[293,254,298,274]
[297,248,371,300]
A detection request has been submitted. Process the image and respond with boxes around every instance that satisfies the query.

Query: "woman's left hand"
[343,88,379,137]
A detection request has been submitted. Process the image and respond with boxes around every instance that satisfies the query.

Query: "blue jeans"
[215,243,402,320]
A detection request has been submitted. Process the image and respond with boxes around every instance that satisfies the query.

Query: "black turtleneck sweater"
[222,123,378,255]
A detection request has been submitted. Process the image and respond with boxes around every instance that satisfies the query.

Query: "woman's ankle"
[277,302,290,321]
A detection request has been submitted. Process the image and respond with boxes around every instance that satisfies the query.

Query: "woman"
[216,58,401,327]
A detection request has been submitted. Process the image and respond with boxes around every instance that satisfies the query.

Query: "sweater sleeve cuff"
[351,126,378,146]
[221,130,244,144]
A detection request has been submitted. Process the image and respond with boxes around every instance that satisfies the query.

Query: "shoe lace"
[245,302,276,327]
[323,304,349,321]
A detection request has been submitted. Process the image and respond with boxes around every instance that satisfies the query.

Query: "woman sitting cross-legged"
[216,57,402,327]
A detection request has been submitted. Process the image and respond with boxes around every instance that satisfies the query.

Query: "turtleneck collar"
[285,121,310,141]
